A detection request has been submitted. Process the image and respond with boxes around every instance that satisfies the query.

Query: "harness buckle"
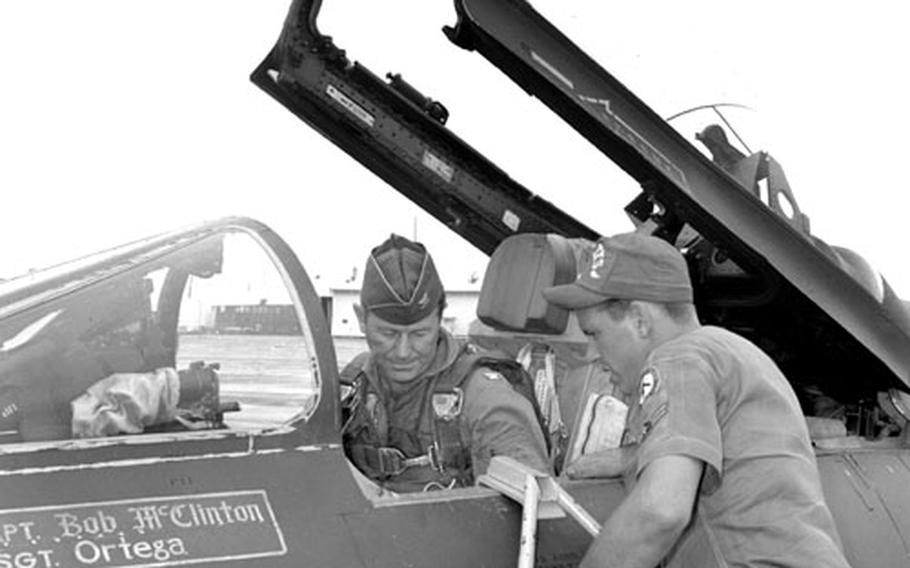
[377,447,435,476]
[376,447,408,476]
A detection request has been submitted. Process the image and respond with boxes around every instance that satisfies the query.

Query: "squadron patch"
[432,388,464,421]
[638,368,660,405]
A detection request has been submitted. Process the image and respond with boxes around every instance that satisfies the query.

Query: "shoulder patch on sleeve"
[639,367,660,405]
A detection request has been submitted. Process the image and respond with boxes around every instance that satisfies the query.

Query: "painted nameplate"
[0,490,286,567]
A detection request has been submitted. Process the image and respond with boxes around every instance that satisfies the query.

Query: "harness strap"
[426,346,484,482]
[430,385,470,476]
[348,443,440,477]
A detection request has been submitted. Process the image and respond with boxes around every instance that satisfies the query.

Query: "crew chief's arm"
[580,454,703,567]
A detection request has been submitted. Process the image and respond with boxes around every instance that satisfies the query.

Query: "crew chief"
[543,232,851,567]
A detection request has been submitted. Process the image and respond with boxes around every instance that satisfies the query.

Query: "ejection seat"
[469,234,627,474]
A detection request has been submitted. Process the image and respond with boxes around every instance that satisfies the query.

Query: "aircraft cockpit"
[0,216,632,567]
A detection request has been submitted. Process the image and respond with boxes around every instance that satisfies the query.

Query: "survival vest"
[341,345,548,492]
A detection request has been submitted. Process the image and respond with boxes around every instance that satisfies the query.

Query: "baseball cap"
[360,234,445,324]
[542,232,693,309]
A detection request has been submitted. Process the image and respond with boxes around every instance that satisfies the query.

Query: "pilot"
[341,234,550,492]
[542,232,851,567]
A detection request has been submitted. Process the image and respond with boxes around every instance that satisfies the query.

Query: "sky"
[1,1,909,298]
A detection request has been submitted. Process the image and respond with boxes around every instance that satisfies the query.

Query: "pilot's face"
[576,303,649,397]
[360,309,441,384]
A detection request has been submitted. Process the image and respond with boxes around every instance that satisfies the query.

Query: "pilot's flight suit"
[342,329,550,492]
[622,326,851,567]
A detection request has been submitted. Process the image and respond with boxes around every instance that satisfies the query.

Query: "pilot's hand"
[565,446,636,479]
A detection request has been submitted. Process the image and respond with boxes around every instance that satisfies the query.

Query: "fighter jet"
[1,1,908,567]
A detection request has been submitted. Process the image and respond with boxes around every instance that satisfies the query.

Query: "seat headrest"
[476,233,583,334]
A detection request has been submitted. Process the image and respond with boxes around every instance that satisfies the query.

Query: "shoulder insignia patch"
[638,368,660,405]
[432,388,464,421]
[483,370,504,381]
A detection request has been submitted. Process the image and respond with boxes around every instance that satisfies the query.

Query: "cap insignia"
[589,242,606,279]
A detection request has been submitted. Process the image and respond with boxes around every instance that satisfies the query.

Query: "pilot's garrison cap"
[360,234,445,324]
[542,232,693,308]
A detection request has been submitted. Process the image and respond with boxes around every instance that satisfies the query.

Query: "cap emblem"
[589,242,606,279]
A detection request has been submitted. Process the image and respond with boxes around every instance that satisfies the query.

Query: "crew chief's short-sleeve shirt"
[623,326,851,567]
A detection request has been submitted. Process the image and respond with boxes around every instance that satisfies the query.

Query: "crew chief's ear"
[628,301,651,338]
[353,303,367,334]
